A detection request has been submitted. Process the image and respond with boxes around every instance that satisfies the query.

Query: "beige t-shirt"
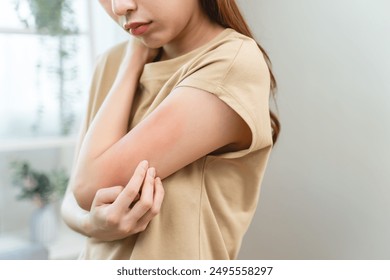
[78,28,273,260]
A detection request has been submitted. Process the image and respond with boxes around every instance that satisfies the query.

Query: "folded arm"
[73,76,252,210]
[62,160,164,241]
[72,18,251,211]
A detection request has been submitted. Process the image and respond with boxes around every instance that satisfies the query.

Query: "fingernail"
[141,160,148,168]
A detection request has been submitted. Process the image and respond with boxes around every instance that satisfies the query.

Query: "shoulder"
[185,29,269,83]
[217,29,262,54]
[216,30,269,78]
[204,29,265,65]
[178,30,273,151]
[181,29,270,93]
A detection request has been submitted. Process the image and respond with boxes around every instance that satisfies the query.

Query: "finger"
[136,177,164,228]
[153,177,164,214]
[129,191,141,209]
[92,186,123,207]
[114,160,148,209]
[128,167,156,221]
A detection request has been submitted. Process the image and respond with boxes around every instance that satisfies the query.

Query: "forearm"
[73,48,147,210]
[61,187,92,237]
[62,160,164,241]
[79,61,141,160]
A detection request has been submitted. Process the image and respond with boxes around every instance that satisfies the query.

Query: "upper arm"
[73,86,251,210]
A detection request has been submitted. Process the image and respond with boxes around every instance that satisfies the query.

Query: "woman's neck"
[161,15,224,60]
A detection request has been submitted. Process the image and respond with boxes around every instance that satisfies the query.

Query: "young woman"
[61,0,280,259]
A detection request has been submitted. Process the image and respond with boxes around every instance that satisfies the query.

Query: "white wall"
[88,0,390,259]
[237,0,390,259]
[89,1,128,59]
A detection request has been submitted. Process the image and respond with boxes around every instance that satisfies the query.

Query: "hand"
[115,39,160,81]
[122,38,161,69]
[84,161,164,241]
[131,38,161,64]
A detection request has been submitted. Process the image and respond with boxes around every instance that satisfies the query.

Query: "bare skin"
[61,0,252,241]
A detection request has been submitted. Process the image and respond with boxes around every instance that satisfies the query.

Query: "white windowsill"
[0,136,77,152]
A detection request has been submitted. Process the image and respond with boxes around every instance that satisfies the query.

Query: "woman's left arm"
[73,83,251,211]
[73,46,252,212]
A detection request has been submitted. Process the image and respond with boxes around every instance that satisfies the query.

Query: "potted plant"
[10,160,69,245]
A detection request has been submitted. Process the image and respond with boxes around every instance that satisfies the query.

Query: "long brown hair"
[200,0,280,144]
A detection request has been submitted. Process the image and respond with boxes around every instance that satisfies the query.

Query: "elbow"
[60,193,71,226]
[60,192,81,231]
[73,179,94,211]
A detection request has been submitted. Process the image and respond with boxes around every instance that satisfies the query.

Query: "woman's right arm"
[61,160,164,241]
[61,186,90,236]
[61,39,164,239]
[61,116,91,236]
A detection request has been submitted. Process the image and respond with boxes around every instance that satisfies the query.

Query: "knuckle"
[126,188,138,198]
[118,223,131,235]
[138,224,148,232]
[105,213,120,226]
[139,198,153,210]
[137,205,149,213]
[95,188,105,199]
[141,225,148,232]
[122,186,138,200]
[150,205,160,216]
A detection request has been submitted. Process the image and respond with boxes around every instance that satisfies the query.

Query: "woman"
[62,0,279,259]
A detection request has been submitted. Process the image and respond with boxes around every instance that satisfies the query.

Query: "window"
[0,1,94,259]
[0,0,91,140]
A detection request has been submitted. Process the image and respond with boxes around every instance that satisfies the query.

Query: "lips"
[123,21,151,36]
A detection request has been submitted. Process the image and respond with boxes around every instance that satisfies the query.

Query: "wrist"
[117,53,144,81]
[80,212,93,237]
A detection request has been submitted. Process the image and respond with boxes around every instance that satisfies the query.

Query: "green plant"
[14,0,80,135]
[10,161,69,206]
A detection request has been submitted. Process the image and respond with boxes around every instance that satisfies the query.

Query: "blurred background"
[0,0,389,259]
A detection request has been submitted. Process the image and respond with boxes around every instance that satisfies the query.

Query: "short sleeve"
[176,37,273,158]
